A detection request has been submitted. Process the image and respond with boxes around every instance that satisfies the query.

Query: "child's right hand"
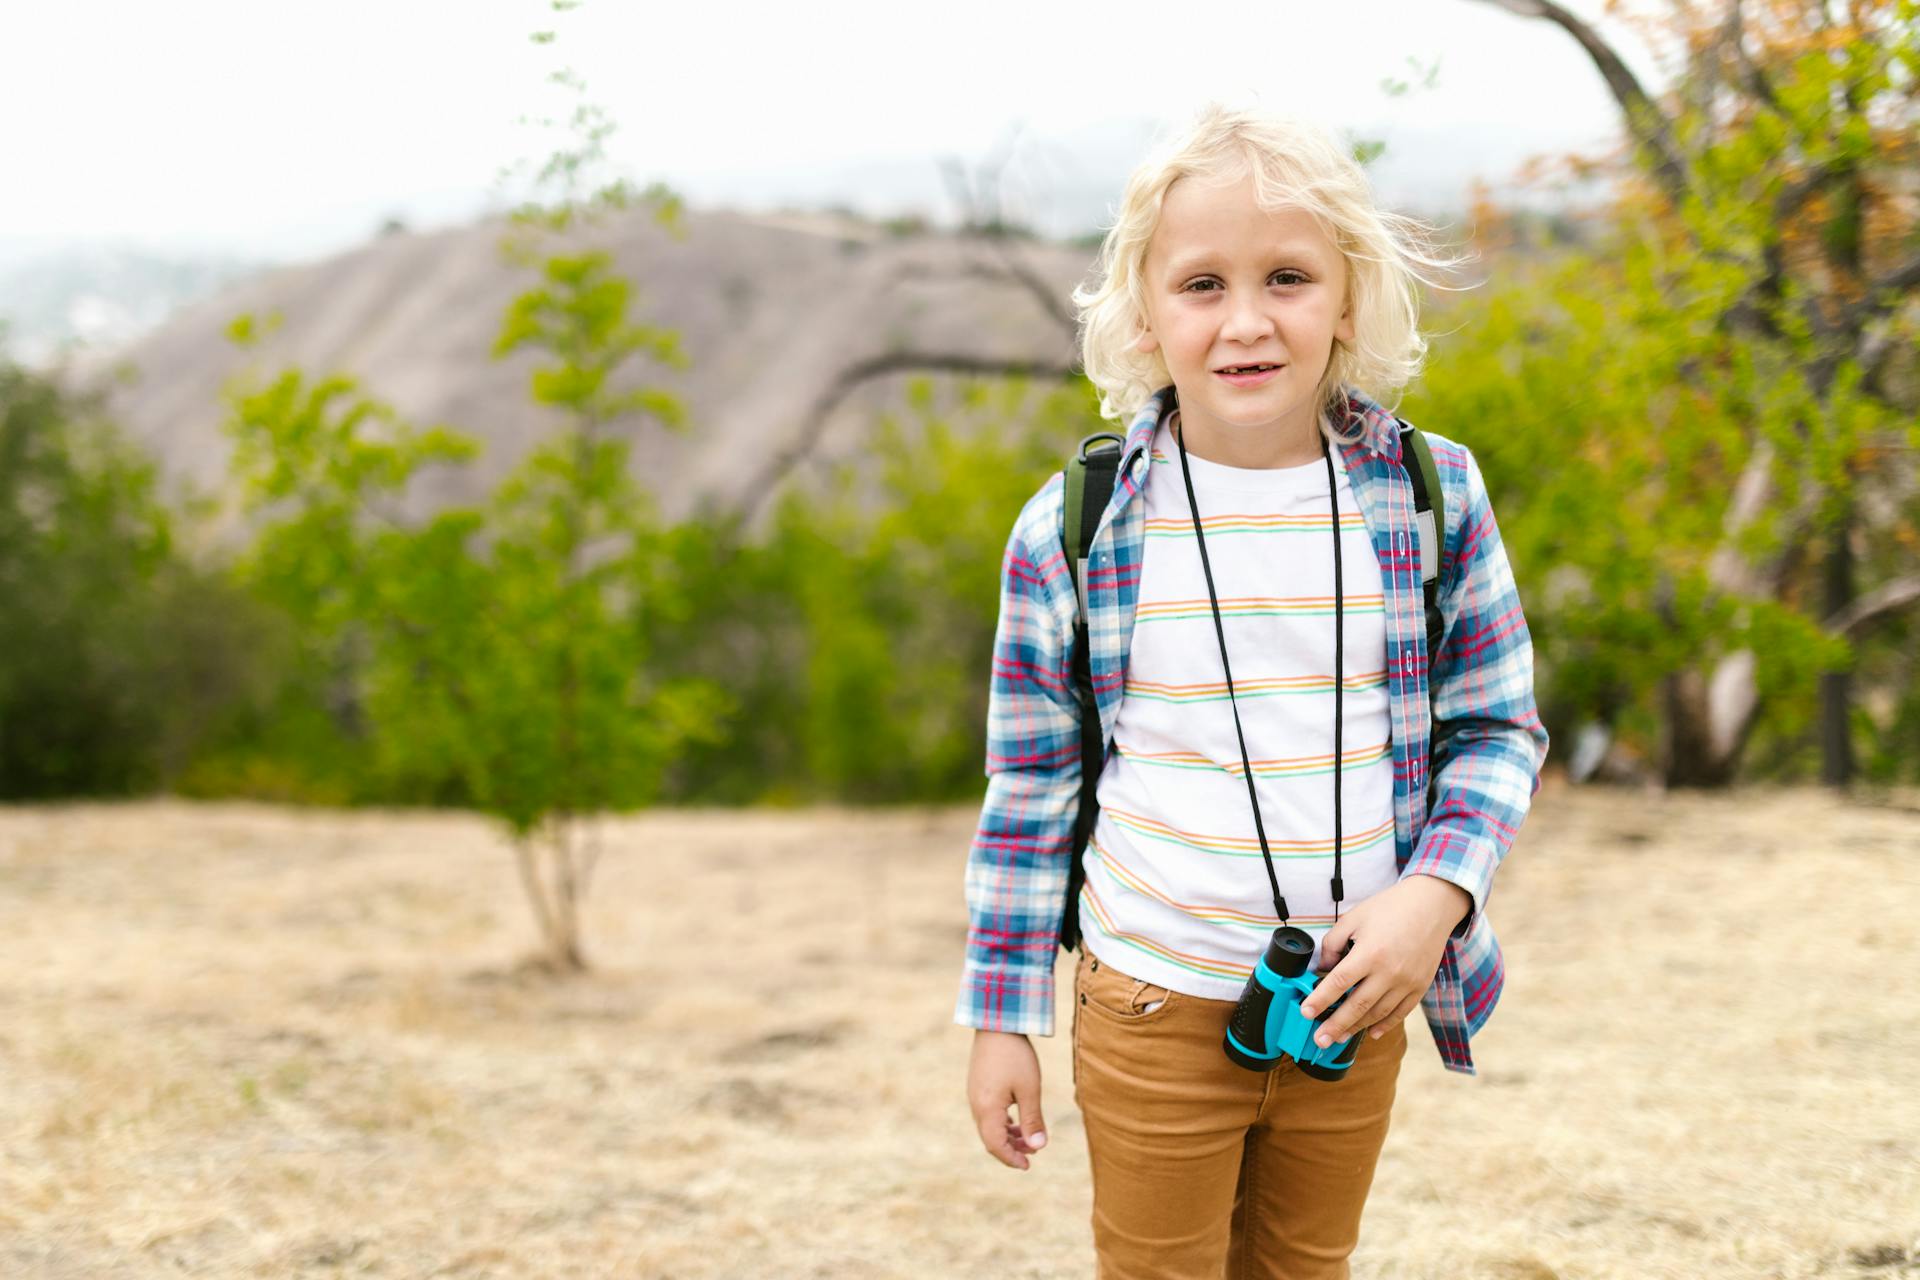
[967,1030,1048,1171]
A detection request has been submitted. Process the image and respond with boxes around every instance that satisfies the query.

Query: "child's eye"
[1185,270,1310,292]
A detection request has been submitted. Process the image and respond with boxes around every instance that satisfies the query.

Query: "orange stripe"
[1104,805,1396,855]
[1093,836,1341,926]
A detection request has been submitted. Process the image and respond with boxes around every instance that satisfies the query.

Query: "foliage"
[218,266,719,963]
[648,375,1090,804]
[1456,0,1920,783]
[1409,246,1884,774]
[0,348,279,798]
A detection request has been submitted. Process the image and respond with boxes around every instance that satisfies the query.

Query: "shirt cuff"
[953,959,1057,1037]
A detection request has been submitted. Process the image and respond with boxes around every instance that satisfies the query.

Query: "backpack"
[1055,416,1447,953]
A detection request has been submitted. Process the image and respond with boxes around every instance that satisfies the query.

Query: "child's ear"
[1334,306,1355,347]
[1134,323,1159,356]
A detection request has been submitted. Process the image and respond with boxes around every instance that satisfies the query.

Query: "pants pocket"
[1077,949,1178,1024]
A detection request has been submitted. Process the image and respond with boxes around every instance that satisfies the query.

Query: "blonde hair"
[1071,102,1474,438]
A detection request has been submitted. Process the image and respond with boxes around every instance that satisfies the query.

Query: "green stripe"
[1119,744,1392,779]
[1146,520,1365,538]
[1137,605,1384,621]
[1123,677,1387,704]
[1108,811,1397,859]
[1090,920,1333,980]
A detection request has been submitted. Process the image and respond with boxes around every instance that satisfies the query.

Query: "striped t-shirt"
[1078,415,1399,1001]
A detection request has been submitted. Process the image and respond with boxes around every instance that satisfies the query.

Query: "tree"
[0,342,277,798]
[1469,0,1920,786]
[218,4,719,970]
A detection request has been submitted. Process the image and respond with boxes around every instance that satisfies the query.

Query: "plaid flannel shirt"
[953,384,1549,1075]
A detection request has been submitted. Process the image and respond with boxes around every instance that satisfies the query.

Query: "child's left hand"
[1297,875,1471,1047]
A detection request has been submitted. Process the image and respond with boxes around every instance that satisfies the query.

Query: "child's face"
[1134,174,1354,457]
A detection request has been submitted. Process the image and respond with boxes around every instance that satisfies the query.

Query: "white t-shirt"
[1078,415,1398,1001]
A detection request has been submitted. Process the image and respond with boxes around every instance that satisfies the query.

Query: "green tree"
[218,0,717,969]
[0,343,278,797]
[1466,0,1920,786]
[221,267,717,969]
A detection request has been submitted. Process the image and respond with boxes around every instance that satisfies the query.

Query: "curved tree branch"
[735,350,1082,524]
[938,126,1082,338]
[1716,0,1779,115]
[977,235,1079,336]
[1826,574,1920,639]
[1467,0,1692,206]
[1839,254,1920,338]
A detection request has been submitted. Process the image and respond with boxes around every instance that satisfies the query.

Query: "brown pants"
[1071,944,1408,1279]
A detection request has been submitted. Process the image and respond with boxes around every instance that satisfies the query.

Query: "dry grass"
[0,781,1916,1278]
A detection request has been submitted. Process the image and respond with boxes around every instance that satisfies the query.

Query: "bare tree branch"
[884,253,1077,335]
[937,126,1081,336]
[1717,0,1780,114]
[735,351,1082,524]
[1707,437,1777,599]
[1717,155,1858,339]
[977,236,1079,336]
[1839,254,1920,337]
[1467,0,1692,206]
[1826,574,1920,638]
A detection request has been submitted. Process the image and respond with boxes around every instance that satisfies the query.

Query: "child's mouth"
[1216,364,1282,386]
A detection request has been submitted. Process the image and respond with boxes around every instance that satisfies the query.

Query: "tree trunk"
[1661,651,1758,788]
[512,826,589,974]
[1820,515,1855,789]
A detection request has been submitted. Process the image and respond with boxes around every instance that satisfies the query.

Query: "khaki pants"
[1071,944,1408,1279]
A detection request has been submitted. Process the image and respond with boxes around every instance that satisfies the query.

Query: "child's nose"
[1221,298,1276,342]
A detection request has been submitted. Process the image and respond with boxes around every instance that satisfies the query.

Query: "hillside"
[57,207,1095,547]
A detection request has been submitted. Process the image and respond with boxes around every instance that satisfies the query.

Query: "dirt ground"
[0,779,1916,1279]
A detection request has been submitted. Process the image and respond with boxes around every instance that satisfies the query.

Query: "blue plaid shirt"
[953,384,1549,1074]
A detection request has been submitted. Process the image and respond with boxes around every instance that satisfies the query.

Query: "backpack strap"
[1395,418,1448,669]
[1058,431,1124,953]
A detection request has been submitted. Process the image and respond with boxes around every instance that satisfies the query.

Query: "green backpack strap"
[1058,432,1124,953]
[1394,418,1448,668]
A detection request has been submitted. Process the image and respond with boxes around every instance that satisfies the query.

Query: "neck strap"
[1170,409,1346,927]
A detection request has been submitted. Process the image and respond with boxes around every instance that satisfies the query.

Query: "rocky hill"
[57,206,1094,547]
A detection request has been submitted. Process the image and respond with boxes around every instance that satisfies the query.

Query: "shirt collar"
[1120,383,1404,471]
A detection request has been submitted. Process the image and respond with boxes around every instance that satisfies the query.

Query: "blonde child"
[955,103,1549,1278]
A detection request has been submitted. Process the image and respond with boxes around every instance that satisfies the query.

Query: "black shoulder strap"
[1395,418,1448,670]
[1058,431,1124,953]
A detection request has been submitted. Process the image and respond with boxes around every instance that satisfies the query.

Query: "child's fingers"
[1011,1078,1048,1155]
[1369,990,1424,1038]
[1312,977,1386,1047]
[967,1033,1042,1171]
[973,1103,1028,1170]
[1008,1122,1044,1154]
[1300,952,1364,1021]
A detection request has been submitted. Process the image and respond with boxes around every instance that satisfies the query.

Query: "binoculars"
[1223,927,1361,1080]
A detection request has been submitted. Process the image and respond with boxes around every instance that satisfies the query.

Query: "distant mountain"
[52,206,1101,550]
[0,244,263,369]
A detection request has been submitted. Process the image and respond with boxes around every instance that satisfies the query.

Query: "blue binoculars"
[1223,926,1361,1080]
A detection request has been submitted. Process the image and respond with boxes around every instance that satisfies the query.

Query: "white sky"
[0,0,1664,263]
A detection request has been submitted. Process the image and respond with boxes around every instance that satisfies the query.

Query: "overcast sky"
[1,0,1665,265]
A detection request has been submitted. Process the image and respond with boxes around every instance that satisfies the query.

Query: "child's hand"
[967,1030,1048,1171]
[1298,875,1470,1048]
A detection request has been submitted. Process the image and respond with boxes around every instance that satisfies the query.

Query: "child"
[954,103,1550,1277]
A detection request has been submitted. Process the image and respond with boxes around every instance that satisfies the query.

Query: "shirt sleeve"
[1401,445,1550,938]
[952,479,1083,1036]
